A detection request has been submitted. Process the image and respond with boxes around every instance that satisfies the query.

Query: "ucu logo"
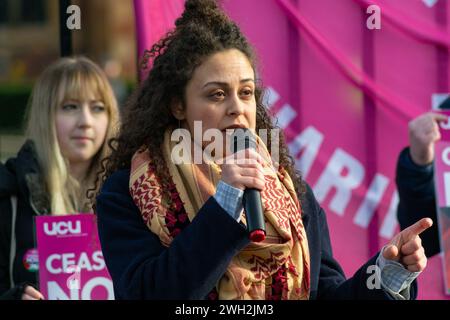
[43,221,81,236]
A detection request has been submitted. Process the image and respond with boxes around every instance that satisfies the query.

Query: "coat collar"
[3,140,50,215]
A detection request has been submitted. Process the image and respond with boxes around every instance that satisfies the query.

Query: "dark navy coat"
[96,169,417,300]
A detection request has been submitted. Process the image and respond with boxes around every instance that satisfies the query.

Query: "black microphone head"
[230,128,257,153]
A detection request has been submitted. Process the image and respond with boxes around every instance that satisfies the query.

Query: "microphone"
[231,128,266,242]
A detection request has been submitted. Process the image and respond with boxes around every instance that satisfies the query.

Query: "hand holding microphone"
[220,129,266,242]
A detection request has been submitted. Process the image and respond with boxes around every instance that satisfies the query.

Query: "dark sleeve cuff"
[395,147,435,199]
[398,147,433,174]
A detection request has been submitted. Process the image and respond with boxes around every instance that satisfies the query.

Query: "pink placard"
[35,214,114,300]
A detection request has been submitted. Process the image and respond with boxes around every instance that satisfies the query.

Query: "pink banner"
[134,0,450,299]
[35,214,114,300]
[133,0,184,80]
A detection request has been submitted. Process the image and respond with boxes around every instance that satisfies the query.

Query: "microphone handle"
[243,188,266,242]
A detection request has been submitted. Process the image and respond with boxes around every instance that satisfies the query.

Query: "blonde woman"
[0,57,120,300]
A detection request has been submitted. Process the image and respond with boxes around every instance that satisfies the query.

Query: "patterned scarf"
[129,128,310,299]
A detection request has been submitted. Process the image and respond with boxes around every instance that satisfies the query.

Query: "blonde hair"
[26,56,120,215]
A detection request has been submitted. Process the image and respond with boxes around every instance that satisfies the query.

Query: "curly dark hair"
[91,0,304,207]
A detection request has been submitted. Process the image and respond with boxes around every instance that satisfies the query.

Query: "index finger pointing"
[404,218,433,238]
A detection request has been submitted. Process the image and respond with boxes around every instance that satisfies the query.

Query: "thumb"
[383,244,399,260]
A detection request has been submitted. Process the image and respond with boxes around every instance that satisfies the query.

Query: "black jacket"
[96,169,417,300]
[0,140,49,300]
[396,147,440,257]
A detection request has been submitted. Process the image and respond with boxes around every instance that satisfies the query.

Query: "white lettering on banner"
[275,104,297,129]
[266,85,398,239]
[442,147,450,166]
[379,192,399,239]
[444,172,450,207]
[423,0,438,8]
[43,221,81,236]
[353,174,390,227]
[47,277,114,300]
[262,86,280,109]
[288,126,324,179]
[45,251,106,274]
[313,149,365,216]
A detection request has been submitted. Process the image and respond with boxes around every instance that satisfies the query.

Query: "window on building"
[0,1,8,24]
[0,0,47,25]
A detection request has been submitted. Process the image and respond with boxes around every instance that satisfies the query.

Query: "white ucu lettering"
[43,221,81,236]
